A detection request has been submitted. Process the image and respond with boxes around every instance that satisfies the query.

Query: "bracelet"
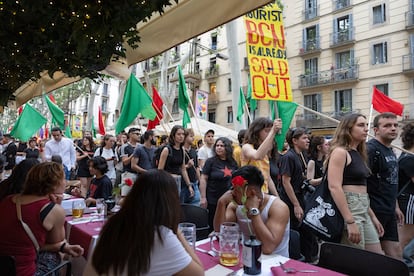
[59,242,66,253]
[346,220,355,225]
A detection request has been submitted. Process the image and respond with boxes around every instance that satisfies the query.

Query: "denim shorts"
[341,192,379,249]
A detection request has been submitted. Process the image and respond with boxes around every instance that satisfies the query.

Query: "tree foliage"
[0,0,176,105]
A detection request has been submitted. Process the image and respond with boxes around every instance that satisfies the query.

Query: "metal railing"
[406,11,414,28]
[299,65,358,88]
[303,5,319,21]
[402,55,414,71]
[331,28,354,46]
[333,0,350,11]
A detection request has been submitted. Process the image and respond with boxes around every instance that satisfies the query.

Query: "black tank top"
[164,146,184,175]
[343,150,370,186]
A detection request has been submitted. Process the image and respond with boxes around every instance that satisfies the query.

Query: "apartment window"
[195,62,200,74]
[305,58,318,74]
[227,106,233,123]
[336,49,354,68]
[305,0,318,20]
[208,111,216,123]
[373,4,386,24]
[101,98,108,112]
[228,78,232,92]
[303,25,319,51]
[372,42,388,64]
[304,94,321,119]
[172,98,179,113]
[334,89,352,113]
[375,83,389,96]
[210,82,217,94]
[211,33,218,50]
[102,83,109,96]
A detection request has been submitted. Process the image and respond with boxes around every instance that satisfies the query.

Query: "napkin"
[271,259,346,275]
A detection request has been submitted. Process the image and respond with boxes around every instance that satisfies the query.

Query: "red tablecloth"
[66,218,103,258]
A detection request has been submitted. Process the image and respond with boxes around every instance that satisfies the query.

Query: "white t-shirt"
[198,145,214,160]
[84,226,191,275]
[94,147,117,180]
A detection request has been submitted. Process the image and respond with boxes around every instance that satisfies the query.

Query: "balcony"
[406,11,414,29]
[330,28,355,48]
[402,55,414,76]
[303,5,319,21]
[205,66,219,79]
[333,0,350,11]
[299,65,359,89]
[299,38,321,55]
[296,109,361,129]
[296,113,338,129]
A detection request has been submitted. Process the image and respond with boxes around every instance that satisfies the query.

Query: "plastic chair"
[0,255,72,276]
[180,203,210,241]
[289,229,305,261]
[318,242,409,276]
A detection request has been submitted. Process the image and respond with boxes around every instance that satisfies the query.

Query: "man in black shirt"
[367,112,403,259]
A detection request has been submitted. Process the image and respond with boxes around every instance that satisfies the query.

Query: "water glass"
[178,222,196,250]
[96,198,104,220]
[72,199,86,219]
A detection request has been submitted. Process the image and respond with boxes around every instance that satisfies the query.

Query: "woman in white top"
[94,134,118,185]
[83,169,203,276]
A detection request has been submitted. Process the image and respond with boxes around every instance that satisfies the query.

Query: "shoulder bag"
[302,163,344,243]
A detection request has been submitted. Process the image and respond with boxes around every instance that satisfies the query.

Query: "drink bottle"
[242,235,262,275]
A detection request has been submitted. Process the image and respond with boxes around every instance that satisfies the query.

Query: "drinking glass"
[210,222,240,266]
[178,222,196,251]
[96,198,104,220]
[72,199,86,219]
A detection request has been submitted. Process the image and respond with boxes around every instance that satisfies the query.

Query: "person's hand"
[272,118,282,133]
[188,185,194,198]
[396,207,404,226]
[187,159,194,168]
[200,197,208,209]
[293,205,304,221]
[244,193,261,210]
[49,193,63,205]
[371,216,384,237]
[64,244,84,257]
[84,198,94,207]
[346,222,361,244]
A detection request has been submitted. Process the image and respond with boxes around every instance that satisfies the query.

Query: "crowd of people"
[0,111,414,274]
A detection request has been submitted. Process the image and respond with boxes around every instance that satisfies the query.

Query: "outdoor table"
[195,238,346,275]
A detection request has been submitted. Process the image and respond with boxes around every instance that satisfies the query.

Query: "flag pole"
[295,102,413,155]
[367,104,374,142]
[187,91,202,136]
[242,92,252,123]
[163,104,175,123]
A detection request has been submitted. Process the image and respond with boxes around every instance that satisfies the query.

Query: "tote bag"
[302,173,344,243]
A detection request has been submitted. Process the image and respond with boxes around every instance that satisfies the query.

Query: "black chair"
[289,229,305,261]
[318,242,409,276]
[0,255,71,276]
[180,203,210,241]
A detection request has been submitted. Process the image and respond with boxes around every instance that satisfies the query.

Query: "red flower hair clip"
[125,178,134,187]
[232,175,247,188]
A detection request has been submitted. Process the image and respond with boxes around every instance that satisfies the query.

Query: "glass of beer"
[72,199,86,219]
[210,222,240,266]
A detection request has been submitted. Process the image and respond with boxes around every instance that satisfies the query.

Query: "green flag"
[237,87,247,123]
[115,73,157,134]
[177,65,191,127]
[246,78,257,111]
[45,95,65,129]
[10,104,47,141]
[271,101,298,151]
[64,125,72,138]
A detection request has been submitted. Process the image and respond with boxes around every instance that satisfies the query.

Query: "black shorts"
[399,193,414,224]
[375,213,399,242]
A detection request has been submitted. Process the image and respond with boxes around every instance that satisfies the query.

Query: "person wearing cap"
[198,129,215,170]
[131,130,156,177]
[119,127,141,184]
[213,165,290,256]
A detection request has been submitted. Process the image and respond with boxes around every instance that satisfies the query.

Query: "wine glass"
[96,198,104,221]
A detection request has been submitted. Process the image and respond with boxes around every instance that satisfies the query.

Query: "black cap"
[205,129,215,136]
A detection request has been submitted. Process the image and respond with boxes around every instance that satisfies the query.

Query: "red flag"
[147,86,164,130]
[97,106,106,135]
[18,105,23,115]
[372,87,404,116]
[48,93,57,103]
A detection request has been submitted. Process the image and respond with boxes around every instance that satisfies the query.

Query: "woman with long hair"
[241,117,282,195]
[84,170,203,275]
[397,122,414,255]
[306,135,330,186]
[76,136,96,197]
[158,125,192,199]
[327,113,383,252]
[199,137,238,231]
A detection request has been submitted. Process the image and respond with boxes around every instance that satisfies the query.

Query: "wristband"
[59,242,66,253]
[346,220,355,225]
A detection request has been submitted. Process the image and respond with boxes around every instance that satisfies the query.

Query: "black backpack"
[152,144,173,169]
